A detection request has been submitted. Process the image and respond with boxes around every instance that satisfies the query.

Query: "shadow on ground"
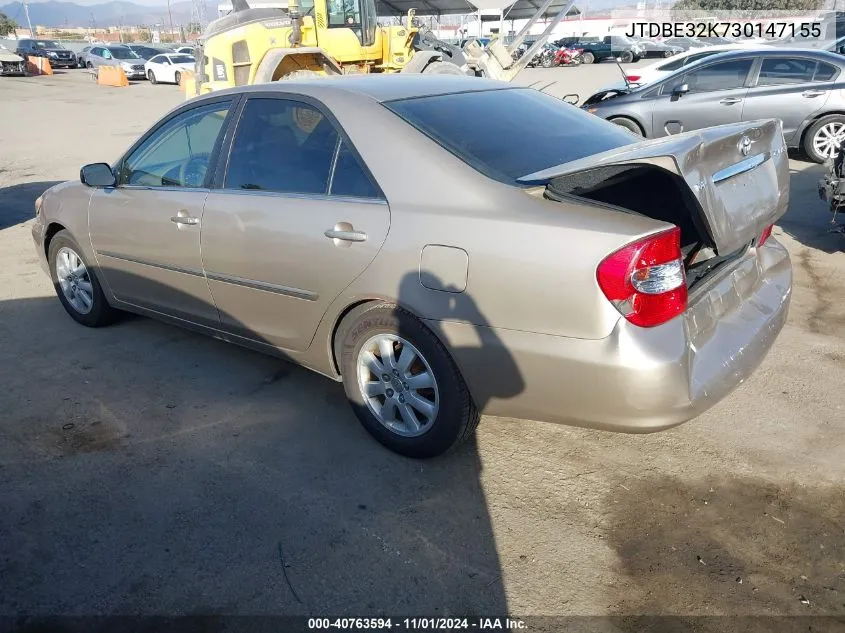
[580,474,845,632]
[0,181,61,230]
[781,157,844,254]
[0,263,521,617]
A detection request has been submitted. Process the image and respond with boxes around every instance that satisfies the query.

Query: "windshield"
[35,41,64,48]
[169,55,194,63]
[109,48,140,59]
[385,89,634,185]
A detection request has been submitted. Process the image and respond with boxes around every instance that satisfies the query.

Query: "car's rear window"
[384,88,634,185]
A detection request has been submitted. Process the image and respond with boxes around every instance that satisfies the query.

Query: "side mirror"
[838,45,845,54]
[672,83,689,98]
[80,163,116,187]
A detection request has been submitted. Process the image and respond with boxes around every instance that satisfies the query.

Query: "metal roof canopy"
[375,0,579,19]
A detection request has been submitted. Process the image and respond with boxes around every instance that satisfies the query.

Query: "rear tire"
[338,303,479,459]
[804,114,845,163]
[581,51,595,64]
[609,116,644,136]
[148,70,157,84]
[421,61,465,75]
[620,50,634,63]
[48,230,119,328]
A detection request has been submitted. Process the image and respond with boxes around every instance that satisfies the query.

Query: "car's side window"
[149,55,160,64]
[757,58,818,85]
[331,141,381,198]
[814,62,838,81]
[225,98,339,195]
[682,59,753,93]
[117,100,231,189]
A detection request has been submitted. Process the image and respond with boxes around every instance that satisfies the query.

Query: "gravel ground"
[0,65,844,630]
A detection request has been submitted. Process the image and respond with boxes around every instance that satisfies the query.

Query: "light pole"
[23,0,35,37]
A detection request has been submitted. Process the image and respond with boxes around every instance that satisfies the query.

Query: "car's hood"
[518,118,789,255]
[40,48,72,54]
[0,49,23,62]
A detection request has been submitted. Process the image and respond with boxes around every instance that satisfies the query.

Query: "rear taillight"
[597,227,687,328]
[626,75,641,82]
[758,224,774,246]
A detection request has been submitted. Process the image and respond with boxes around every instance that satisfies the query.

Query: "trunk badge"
[738,135,752,157]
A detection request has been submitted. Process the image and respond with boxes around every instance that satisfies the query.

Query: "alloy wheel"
[55,246,94,315]
[813,121,845,159]
[356,334,439,437]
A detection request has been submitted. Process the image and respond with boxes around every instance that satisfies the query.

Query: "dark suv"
[14,39,77,68]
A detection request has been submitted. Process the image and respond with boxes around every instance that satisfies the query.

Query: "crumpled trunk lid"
[518,118,790,256]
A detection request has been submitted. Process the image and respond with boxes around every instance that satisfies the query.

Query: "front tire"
[339,303,479,458]
[804,114,845,163]
[48,231,118,328]
[664,50,673,58]
[581,51,595,64]
[609,116,644,136]
[148,70,157,84]
[174,70,181,85]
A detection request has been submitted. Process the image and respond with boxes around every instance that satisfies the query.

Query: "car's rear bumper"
[429,239,791,433]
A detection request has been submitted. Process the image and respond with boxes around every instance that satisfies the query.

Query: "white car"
[173,46,195,55]
[598,43,776,92]
[144,53,195,85]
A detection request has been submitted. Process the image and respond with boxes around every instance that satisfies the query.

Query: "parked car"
[84,45,147,80]
[566,35,642,63]
[597,43,776,92]
[631,37,683,58]
[76,46,91,68]
[582,48,845,162]
[144,53,195,84]
[14,39,77,68]
[0,44,25,76]
[125,44,165,60]
[31,75,791,458]
[172,45,195,55]
[663,37,709,51]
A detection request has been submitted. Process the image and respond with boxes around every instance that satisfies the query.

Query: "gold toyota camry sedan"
[32,75,792,458]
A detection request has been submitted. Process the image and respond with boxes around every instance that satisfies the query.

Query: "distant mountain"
[0,0,215,27]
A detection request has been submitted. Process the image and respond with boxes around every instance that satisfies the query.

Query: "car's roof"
[198,75,513,104]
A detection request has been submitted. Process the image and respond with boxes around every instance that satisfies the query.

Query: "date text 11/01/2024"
[308,618,527,630]
[625,21,822,39]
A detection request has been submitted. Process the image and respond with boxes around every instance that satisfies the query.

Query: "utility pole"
[166,0,175,42]
[23,0,35,37]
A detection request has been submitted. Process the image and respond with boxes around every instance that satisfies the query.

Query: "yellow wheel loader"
[186,0,576,98]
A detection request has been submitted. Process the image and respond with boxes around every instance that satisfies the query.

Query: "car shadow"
[0,181,61,231]
[0,264,524,620]
[779,160,844,254]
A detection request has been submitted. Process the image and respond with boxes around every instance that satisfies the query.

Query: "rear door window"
[758,58,817,85]
[225,97,381,198]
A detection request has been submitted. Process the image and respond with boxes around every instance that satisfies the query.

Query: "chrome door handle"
[324,226,367,242]
[802,90,825,98]
[720,97,742,105]
[170,215,199,225]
